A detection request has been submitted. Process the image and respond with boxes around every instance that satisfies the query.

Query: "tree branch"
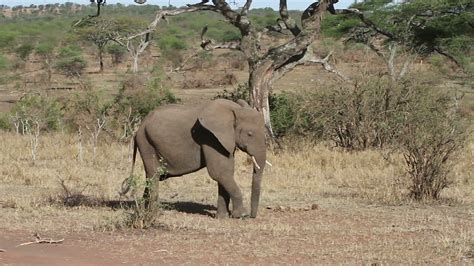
[272,47,350,83]
[200,25,241,50]
[268,0,336,70]
[279,0,301,36]
[434,47,463,69]
[241,0,252,16]
[339,8,395,40]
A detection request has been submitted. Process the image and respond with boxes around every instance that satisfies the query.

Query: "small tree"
[329,0,474,79]
[35,42,55,84]
[55,45,87,77]
[15,43,34,61]
[66,90,109,158]
[76,18,116,72]
[10,93,63,163]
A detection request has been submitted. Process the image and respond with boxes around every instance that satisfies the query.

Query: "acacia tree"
[330,0,473,80]
[76,18,116,72]
[98,0,346,136]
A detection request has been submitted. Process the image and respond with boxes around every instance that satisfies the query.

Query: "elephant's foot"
[230,208,249,219]
[216,211,229,219]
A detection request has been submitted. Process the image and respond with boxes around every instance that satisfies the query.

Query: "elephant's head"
[197,99,267,218]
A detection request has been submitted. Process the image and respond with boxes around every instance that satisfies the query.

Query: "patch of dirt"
[1,201,472,264]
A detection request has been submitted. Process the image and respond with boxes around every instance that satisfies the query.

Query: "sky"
[1,0,357,10]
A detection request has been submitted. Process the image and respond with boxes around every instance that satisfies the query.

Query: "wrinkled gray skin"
[131,99,266,219]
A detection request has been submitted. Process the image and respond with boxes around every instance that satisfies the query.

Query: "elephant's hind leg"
[135,133,161,214]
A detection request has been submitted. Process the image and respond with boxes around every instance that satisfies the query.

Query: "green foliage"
[106,43,127,64]
[249,8,279,30]
[114,80,179,120]
[328,0,473,69]
[110,76,180,139]
[158,34,187,52]
[0,112,11,131]
[35,42,54,56]
[0,53,9,70]
[322,15,361,39]
[55,45,86,76]
[213,83,250,102]
[15,43,34,61]
[0,30,18,49]
[269,92,302,138]
[213,84,301,138]
[65,89,110,132]
[10,93,63,133]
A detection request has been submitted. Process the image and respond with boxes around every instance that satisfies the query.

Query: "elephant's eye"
[247,131,253,137]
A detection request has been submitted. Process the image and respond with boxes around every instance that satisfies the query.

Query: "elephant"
[129,98,267,219]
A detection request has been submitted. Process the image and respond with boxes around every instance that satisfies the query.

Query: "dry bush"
[398,91,467,200]
[47,177,104,207]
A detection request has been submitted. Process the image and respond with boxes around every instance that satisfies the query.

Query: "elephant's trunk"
[250,153,266,218]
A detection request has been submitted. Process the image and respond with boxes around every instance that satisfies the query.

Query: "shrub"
[15,43,34,61]
[298,78,414,150]
[269,92,302,138]
[0,112,11,131]
[10,93,63,133]
[110,76,180,140]
[298,77,467,201]
[397,90,466,200]
[213,84,302,138]
[0,53,9,70]
[55,46,86,76]
[35,42,55,57]
[65,90,110,132]
[0,31,18,49]
[158,34,187,52]
[106,43,127,65]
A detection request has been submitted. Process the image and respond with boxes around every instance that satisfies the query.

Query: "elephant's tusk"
[251,156,261,170]
[265,160,273,167]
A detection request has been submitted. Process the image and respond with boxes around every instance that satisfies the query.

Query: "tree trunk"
[99,50,104,72]
[248,61,275,138]
[132,53,139,73]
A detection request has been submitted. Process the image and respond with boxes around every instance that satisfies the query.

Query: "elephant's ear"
[197,113,236,156]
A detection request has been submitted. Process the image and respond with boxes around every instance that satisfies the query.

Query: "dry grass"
[0,132,473,263]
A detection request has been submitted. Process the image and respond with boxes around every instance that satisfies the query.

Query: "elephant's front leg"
[216,183,231,218]
[203,145,248,218]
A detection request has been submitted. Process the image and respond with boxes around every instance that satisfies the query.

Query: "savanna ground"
[0,114,473,264]
[0,15,473,264]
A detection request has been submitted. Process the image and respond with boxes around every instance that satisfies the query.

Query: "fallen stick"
[16,233,64,247]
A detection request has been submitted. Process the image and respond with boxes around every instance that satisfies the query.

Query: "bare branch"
[241,0,252,16]
[200,25,241,51]
[16,233,64,247]
[434,47,463,69]
[201,39,241,50]
[339,8,395,40]
[269,0,334,69]
[279,0,301,36]
[307,51,351,82]
[272,47,351,83]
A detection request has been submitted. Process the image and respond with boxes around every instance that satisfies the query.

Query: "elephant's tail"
[131,135,138,177]
[120,136,138,196]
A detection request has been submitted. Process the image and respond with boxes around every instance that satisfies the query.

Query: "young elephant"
[130,99,267,219]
